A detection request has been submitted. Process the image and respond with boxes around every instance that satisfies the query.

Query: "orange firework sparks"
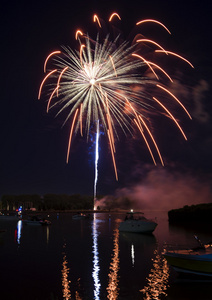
[156,84,192,119]
[109,12,121,22]
[47,86,59,112]
[44,51,61,73]
[132,53,159,79]
[66,109,79,163]
[75,30,83,40]
[80,44,86,65]
[134,118,157,165]
[56,66,69,96]
[153,97,187,140]
[107,129,118,180]
[136,38,168,54]
[38,69,57,100]
[93,14,101,28]
[155,50,194,68]
[39,12,193,181]
[147,61,173,82]
[138,115,164,166]
[136,19,171,35]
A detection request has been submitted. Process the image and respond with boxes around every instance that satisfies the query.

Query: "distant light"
[131,209,133,213]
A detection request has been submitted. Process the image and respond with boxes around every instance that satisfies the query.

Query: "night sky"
[1,0,212,208]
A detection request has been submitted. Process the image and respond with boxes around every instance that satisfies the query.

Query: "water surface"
[0,211,211,299]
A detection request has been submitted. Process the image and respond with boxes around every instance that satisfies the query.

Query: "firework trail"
[38,12,193,194]
[94,120,100,210]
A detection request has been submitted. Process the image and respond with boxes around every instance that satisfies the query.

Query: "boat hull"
[164,251,212,277]
[0,216,20,221]
[24,220,42,225]
[119,220,157,234]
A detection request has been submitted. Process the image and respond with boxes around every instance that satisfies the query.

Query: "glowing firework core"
[90,78,96,85]
[83,62,99,86]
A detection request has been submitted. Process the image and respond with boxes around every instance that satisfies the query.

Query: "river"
[0,211,211,299]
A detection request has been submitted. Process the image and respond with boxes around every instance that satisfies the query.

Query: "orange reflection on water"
[62,247,71,300]
[107,228,119,300]
[75,278,82,300]
[140,249,169,300]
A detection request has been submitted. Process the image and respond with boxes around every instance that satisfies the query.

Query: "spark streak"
[44,51,61,73]
[38,69,57,100]
[136,39,168,54]
[136,19,171,34]
[155,50,194,68]
[109,13,121,22]
[156,84,192,119]
[66,109,79,163]
[153,97,187,140]
[93,14,102,28]
[75,30,83,40]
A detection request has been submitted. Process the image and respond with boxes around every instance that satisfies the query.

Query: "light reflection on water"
[107,228,119,300]
[131,243,135,267]
[61,244,71,300]
[92,214,101,299]
[46,225,49,244]
[141,249,170,300]
[16,220,22,245]
[2,211,212,299]
[61,243,83,300]
[61,215,169,300]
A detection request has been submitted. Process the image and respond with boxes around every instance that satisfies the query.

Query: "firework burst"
[38,12,193,184]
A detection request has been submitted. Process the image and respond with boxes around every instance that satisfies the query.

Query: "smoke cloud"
[96,167,212,211]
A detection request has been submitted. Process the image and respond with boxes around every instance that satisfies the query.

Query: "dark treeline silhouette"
[0,194,94,211]
[168,203,212,224]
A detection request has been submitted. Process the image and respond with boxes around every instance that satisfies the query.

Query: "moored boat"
[0,212,21,221]
[119,211,157,234]
[72,212,90,220]
[163,237,212,277]
[23,215,51,226]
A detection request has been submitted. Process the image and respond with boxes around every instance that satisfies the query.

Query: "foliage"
[0,194,94,211]
[168,203,212,223]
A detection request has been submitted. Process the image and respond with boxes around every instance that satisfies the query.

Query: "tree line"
[0,194,94,211]
[168,203,212,223]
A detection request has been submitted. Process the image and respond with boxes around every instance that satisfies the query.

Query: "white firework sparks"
[38,12,193,183]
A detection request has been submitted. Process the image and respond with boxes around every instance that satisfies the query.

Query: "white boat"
[163,237,212,277]
[119,211,157,234]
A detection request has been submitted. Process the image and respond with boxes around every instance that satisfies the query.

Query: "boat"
[118,211,157,234]
[163,236,212,277]
[72,212,90,220]
[23,215,51,226]
[0,212,21,221]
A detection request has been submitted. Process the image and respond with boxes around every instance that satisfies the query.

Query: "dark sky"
[1,0,212,206]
